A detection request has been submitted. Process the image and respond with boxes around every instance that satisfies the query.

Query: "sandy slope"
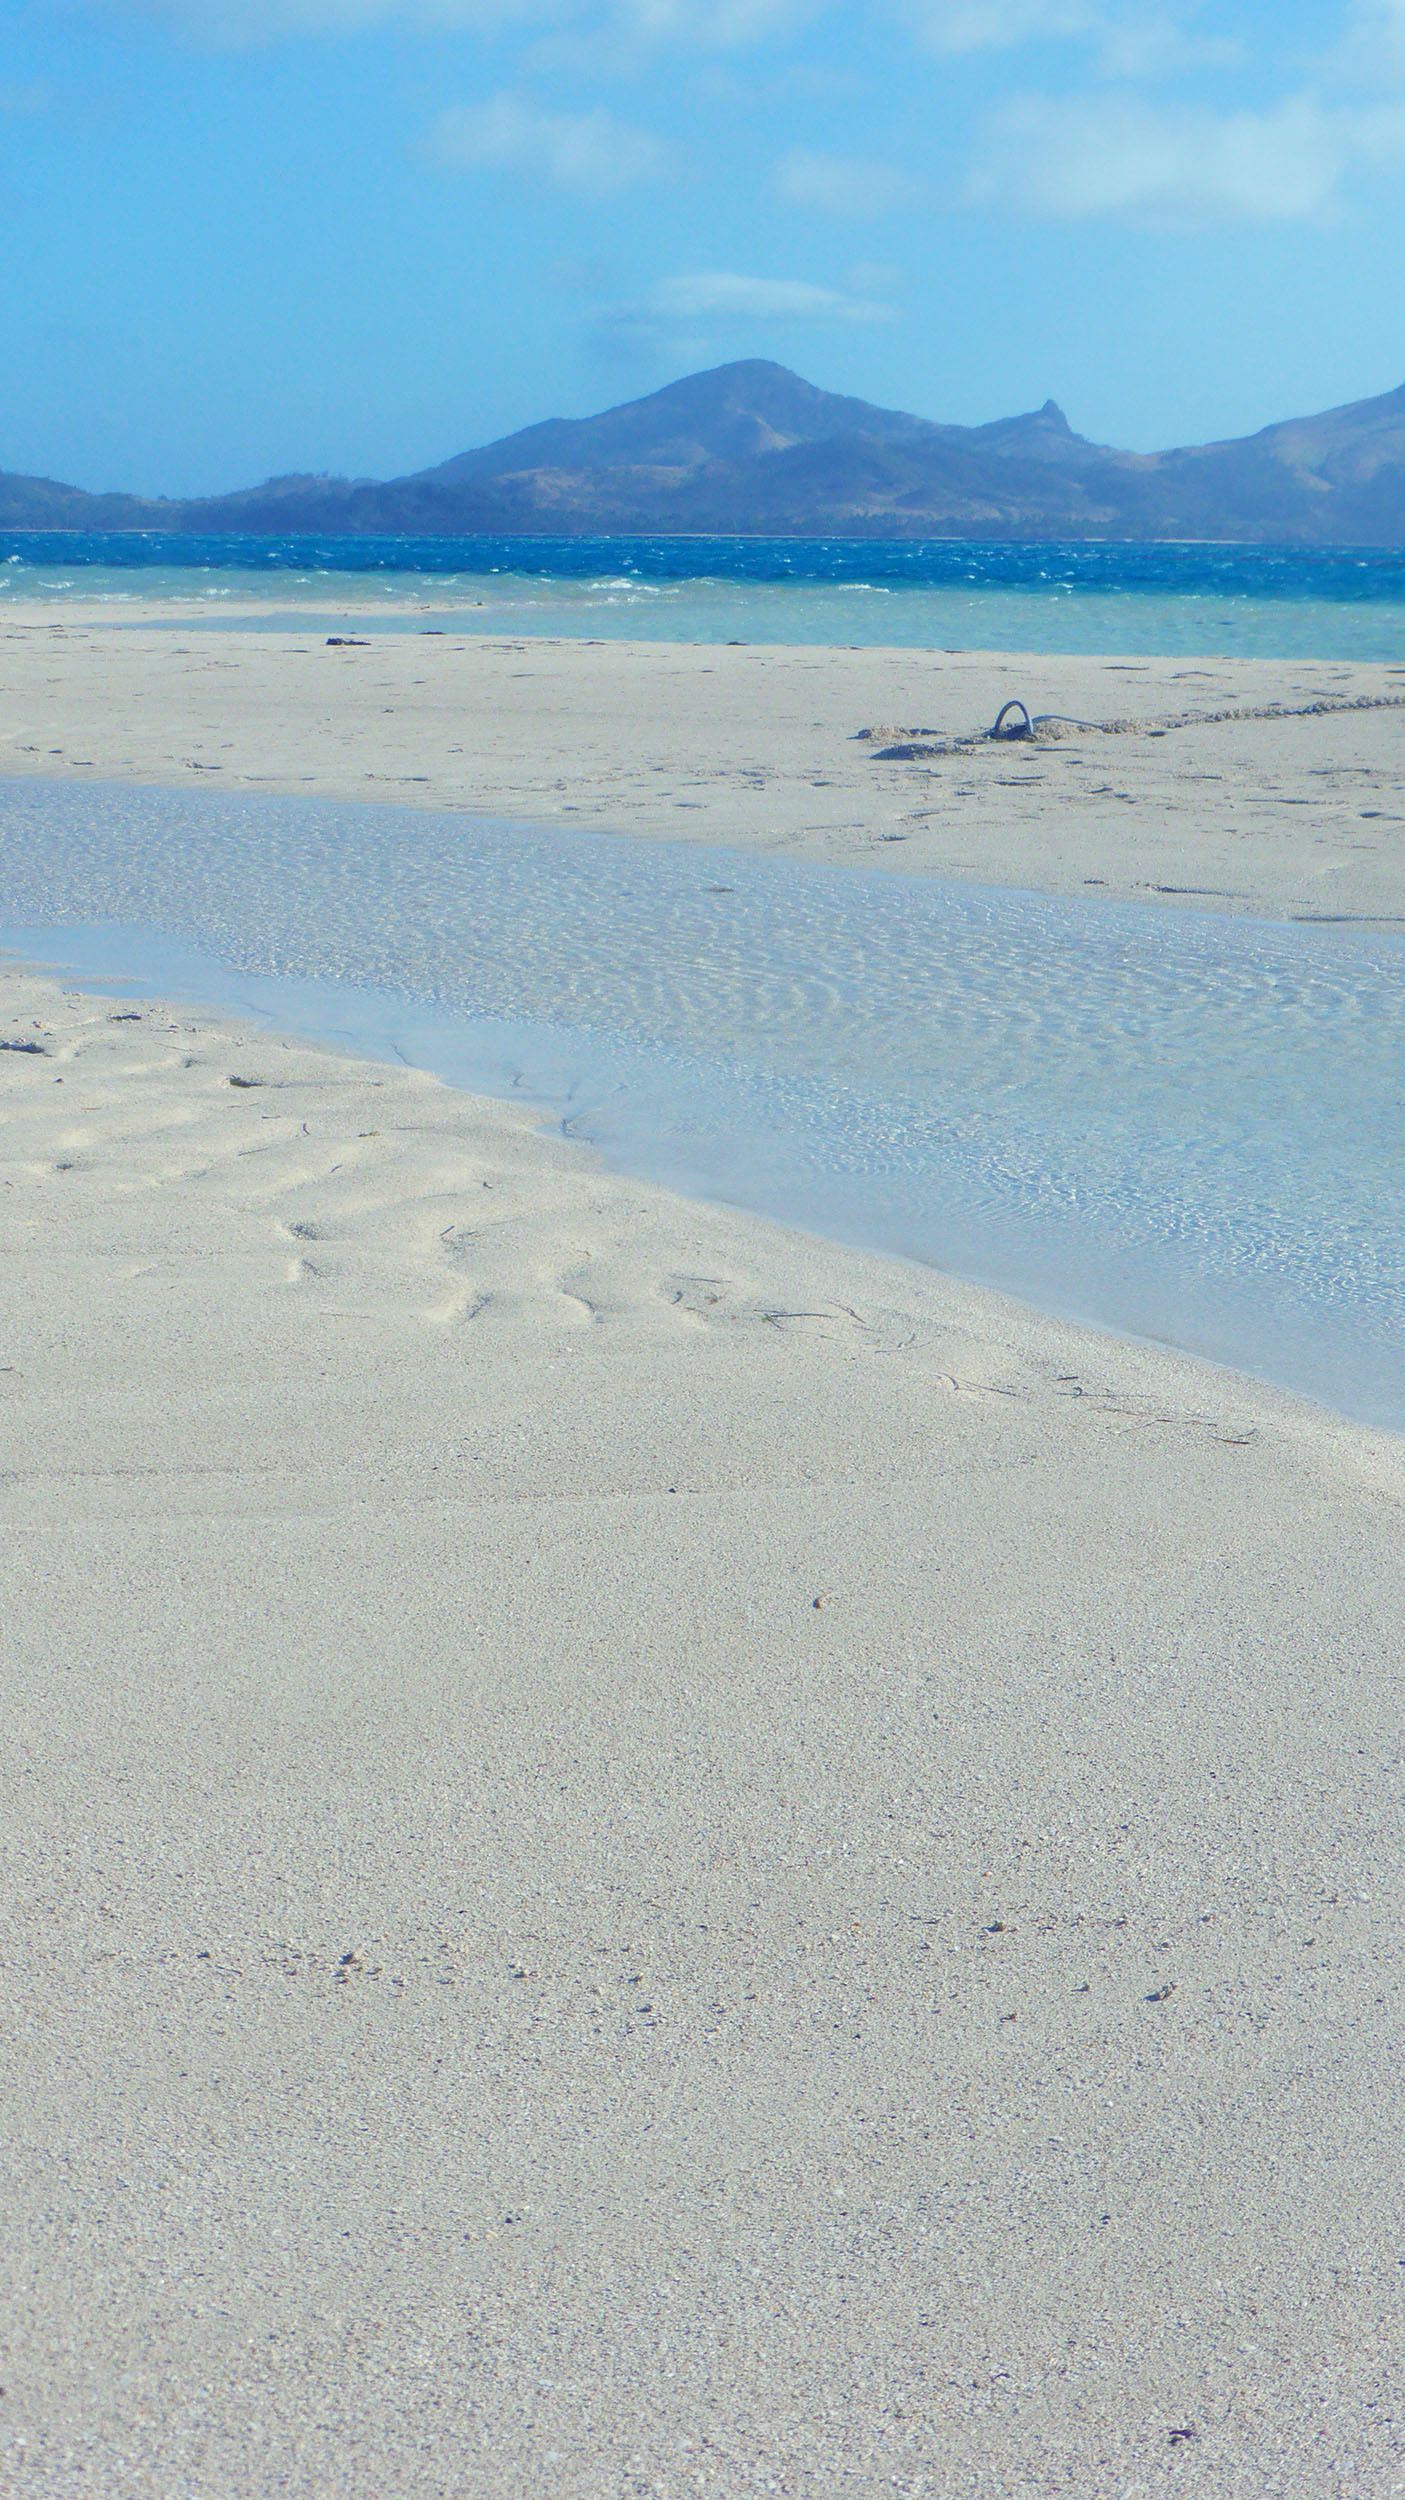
[3,969,1403,2498]
[3,618,1405,922]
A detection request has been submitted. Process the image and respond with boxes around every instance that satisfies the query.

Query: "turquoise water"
[2,775,1401,1430]
[4,531,1405,658]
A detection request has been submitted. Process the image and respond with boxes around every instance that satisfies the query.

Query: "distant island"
[6,359,1405,545]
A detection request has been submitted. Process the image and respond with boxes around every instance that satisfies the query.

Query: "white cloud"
[87,0,795,40]
[595,267,895,352]
[426,93,666,189]
[89,0,545,35]
[905,0,1095,52]
[518,0,806,76]
[643,270,892,320]
[773,146,921,215]
[615,0,801,39]
[1338,0,1405,81]
[970,91,1405,223]
[1095,10,1240,76]
[902,0,1239,75]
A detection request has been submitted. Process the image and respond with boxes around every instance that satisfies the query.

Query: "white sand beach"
[3,630,1404,2496]
[3,615,1405,922]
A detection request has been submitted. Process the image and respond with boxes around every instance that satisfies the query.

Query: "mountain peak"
[7,362,1405,543]
[411,359,940,488]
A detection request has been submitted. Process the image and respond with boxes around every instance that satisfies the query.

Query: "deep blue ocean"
[5,530,1405,656]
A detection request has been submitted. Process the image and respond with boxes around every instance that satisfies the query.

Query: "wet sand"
[3,614,1405,923]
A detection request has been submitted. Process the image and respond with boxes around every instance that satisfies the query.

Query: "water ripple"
[1,776,1401,1428]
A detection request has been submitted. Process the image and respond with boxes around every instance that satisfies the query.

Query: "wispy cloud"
[519,0,808,78]
[87,0,548,37]
[905,0,1095,50]
[1094,10,1241,76]
[970,90,1405,223]
[594,265,895,355]
[638,270,892,320]
[87,0,797,42]
[426,93,667,190]
[902,0,1238,75]
[614,0,803,41]
[773,146,921,215]
[1337,0,1405,81]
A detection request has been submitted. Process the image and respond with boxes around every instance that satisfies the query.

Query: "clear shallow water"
[4,532,1405,659]
[1,775,1401,1431]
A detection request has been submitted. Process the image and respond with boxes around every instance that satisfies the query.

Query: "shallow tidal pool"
[2,774,1401,1431]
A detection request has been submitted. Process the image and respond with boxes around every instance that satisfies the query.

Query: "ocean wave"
[2,529,1403,658]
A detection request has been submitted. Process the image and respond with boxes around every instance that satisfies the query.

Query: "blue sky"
[4,0,1405,493]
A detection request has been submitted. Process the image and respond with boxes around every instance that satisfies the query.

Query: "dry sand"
[3,616,1403,2491]
[3,613,1405,922]
[3,968,1404,2499]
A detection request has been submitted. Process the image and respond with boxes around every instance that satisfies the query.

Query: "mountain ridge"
[5,360,1405,543]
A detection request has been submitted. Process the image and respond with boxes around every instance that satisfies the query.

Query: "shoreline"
[4,879,1401,1443]
[3,619,1405,923]
[5,962,1404,2496]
